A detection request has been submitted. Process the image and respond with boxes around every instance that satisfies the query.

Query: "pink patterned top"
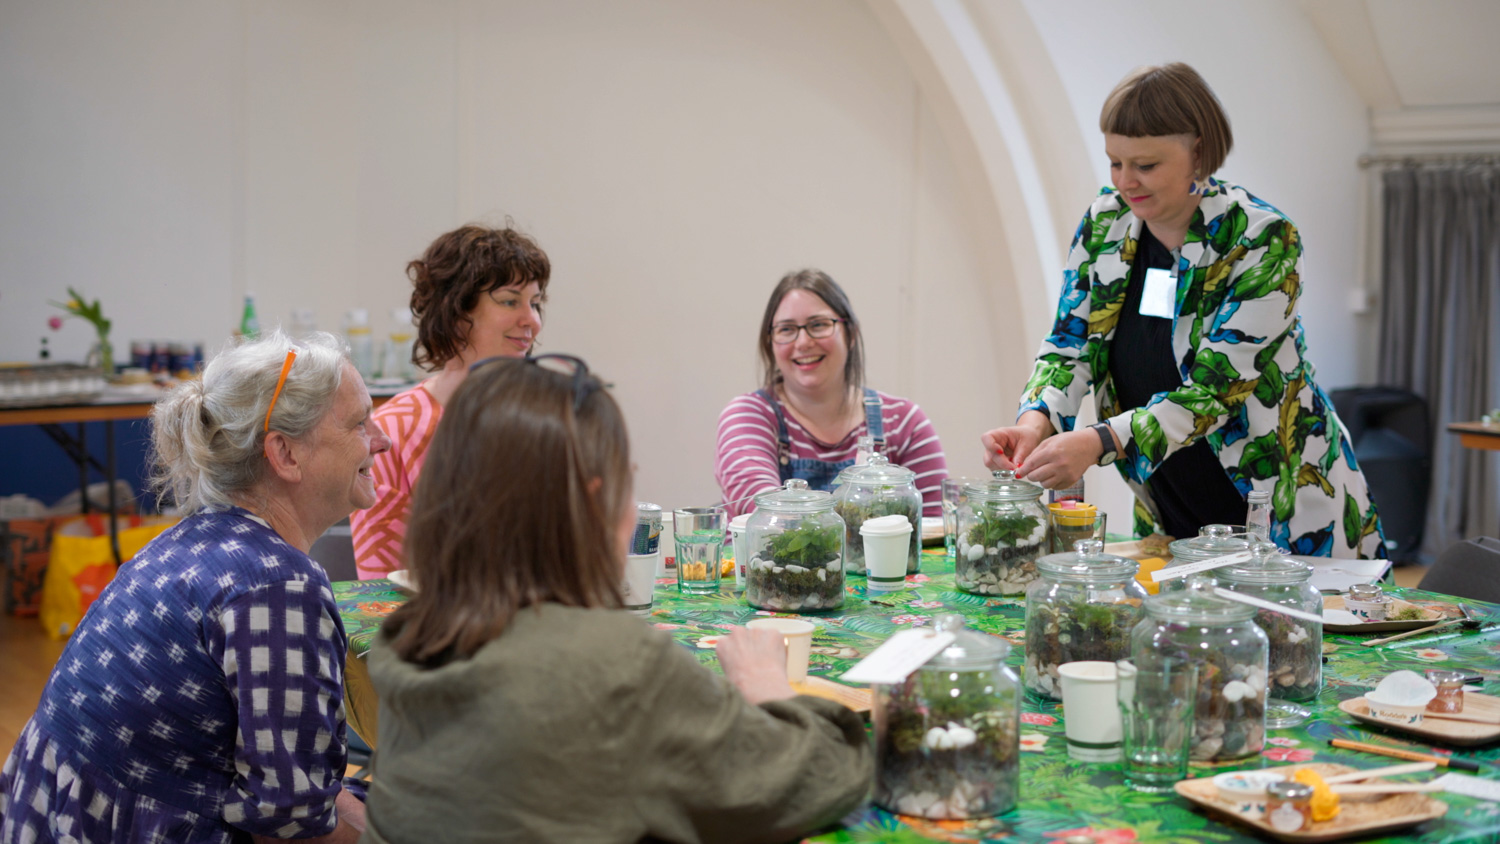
[351,385,443,579]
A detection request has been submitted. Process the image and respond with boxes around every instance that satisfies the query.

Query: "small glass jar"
[833,454,922,575]
[872,615,1019,819]
[1345,583,1392,620]
[1264,780,1314,833]
[1024,539,1147,700]
[955,470,1047,596]
[1160,524,1253,592]
[1130,576,1270,762]
[1218,543,1322,702]
[1425,669,1466,713]
[744,480,846,612]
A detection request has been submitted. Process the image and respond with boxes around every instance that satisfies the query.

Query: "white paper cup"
[747,617,816,683]
[729,514,751,592]
[621,553,657,615]
[861,514,913,592]
[1058,661,1123,762]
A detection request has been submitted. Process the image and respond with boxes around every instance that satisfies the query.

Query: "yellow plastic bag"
[39,515,177,639]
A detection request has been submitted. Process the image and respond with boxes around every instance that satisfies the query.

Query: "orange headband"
[262,347,299,433]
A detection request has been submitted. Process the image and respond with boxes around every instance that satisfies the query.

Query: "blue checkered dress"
[0,508,363,843]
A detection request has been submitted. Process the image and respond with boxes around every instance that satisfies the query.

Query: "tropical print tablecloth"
[335,550,1500,843]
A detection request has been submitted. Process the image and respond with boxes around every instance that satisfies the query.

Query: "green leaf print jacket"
[1018,180,1387,559]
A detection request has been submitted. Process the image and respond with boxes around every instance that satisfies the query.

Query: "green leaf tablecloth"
[335,549,1500,843]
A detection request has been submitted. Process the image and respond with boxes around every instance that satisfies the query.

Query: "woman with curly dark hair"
[351,224,550,578]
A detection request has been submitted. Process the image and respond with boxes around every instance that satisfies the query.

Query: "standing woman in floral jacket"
[981,63,1385,558]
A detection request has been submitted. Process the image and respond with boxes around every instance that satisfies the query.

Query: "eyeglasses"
[263,347,299,433]
[769,317,843,345]
[469,352,604,410]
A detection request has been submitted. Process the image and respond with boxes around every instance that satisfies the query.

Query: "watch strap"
[1091,423,1118,466]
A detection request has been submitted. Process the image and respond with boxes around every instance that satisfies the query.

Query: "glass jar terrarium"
[955,470,1047,595]
[832,454,922,575]
[1024,539,1147,700]
[1130,576,1269,762]
[744,480,846,612]
[1219,543,1322,704]
[873,615,1019,819]
[1160,524,1253,592]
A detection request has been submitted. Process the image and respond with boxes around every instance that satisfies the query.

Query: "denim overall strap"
[755,388,795,477]
[863,388,885,455]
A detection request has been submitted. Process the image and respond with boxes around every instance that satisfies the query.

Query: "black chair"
[1417,537,1500,603]
[1330,387,1430,562]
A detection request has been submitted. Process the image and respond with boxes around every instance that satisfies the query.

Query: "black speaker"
[1330,388,1430,562]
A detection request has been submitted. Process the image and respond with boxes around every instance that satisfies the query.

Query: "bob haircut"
[384,356,629,666]
[1099,62,1234,179]
[408,224,551,372]
[758,269,865,399]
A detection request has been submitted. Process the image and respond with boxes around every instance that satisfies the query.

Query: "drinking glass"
[1116,659,1198,792]
[941,477,982,562]
[1047,507,1106,554]
[673,507,726,595]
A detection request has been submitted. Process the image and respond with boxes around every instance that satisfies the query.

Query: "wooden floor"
[0,564,1432,764]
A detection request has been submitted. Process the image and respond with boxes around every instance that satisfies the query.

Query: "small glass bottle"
[1265,780,1313,833]
[1246,490,1272,542]
[854,434,876,466]
[1425,669,1466,713]
[345,308,374,380]
[240,293,261,339]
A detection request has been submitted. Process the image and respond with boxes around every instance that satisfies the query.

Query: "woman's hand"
[1014,429,1104,489]
[717,627,796,706]
[981,411,1053,471]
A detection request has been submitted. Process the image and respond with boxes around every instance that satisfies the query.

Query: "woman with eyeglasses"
[350,224,550,579]
[1,331,389,843]
[715,269,947,518]
[361,356,872,843]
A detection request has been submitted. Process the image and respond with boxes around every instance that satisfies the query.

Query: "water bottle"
[241,293,260,339]
[345,309,374,380]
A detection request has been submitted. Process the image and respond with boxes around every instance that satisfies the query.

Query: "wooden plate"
[791,676,873,717]
[1323,595,1456,633]
[1174,762,1448,842]
[1339,693,1500,747]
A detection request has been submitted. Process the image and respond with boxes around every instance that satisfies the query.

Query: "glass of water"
[1116,659,1198,792]
[941,477,983,562]
[673,507,726,595]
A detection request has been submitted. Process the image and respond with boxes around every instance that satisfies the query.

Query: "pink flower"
[651,623,684,630]
[1021,712,1057,726]
[1412,648,1449,661]
[1045,828,1137,843]
[911,600,944,609]
[908,574,931,583]
[1262,747,1315,762]
[1266,737,1301,747]
[47,316,63,330]
[1019,732,1050,753]
[891,615,929,626]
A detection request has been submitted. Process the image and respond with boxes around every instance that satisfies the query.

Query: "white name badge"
[1139,267,1176,318]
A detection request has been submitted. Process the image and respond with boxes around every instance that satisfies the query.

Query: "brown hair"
[408,224,551,371]
[1099,63,1233,179]
[383,357,630,666]
[757,269,865,398]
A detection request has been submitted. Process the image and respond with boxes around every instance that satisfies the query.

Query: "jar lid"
[1036,538,1139,580]
[752,479,835,514]
[1266,780,1314,800]
[835,453,916,486]
[1219,542,1313,585]
[963,469,1043,502]
[1144,575,1257,624]
[921,614,1011,670]
[1168,523,1251,562]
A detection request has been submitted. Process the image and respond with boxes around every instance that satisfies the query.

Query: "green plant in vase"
[745,521,845,611]
[48,287,114,377]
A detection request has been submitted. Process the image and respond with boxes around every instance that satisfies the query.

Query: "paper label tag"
[1151,551,1253,582]
[841,628,956,686]
[1435,772,1500,802]
[1139,267,1176,318]
[1211,586,1325,625]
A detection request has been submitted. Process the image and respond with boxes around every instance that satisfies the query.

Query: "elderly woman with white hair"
[0,331,389,844]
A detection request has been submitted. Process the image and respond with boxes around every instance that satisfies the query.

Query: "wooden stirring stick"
[1364,617,1465,646]
[1422,710,1500,725]
[1319,762,1435,784]
[1330,782,1443,795]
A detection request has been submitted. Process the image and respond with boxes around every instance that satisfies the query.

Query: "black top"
[1109,223,1247,540]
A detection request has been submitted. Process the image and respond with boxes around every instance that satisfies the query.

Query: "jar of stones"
[1024,539,1147,700]
[955,470,1047,595]
[832,454,922,575]
[744,480,846,612]
[1218,543,1322,702]
[1131,575,1270,762]
[1160,524,1253,592]
[872,615,1019,819]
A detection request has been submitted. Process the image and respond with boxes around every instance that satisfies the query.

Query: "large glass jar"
[744,480,846,612]
[955,470,1047,595]
[1218,544,1322,702]
[873,615,1019,819]
[1130,577,1269,762]
[833,454,922,575]
[1024,539,1147,700]
[1159,524,1253,592]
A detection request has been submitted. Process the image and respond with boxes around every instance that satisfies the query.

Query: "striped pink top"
[714,389,947,519]
[350,385,443,579]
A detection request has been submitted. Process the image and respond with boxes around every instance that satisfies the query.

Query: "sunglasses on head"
[469,352,605,410]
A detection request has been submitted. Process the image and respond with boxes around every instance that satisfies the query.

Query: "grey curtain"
[1377,164,1500,556]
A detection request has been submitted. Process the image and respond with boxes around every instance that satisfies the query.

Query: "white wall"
[0,0,1020,509]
